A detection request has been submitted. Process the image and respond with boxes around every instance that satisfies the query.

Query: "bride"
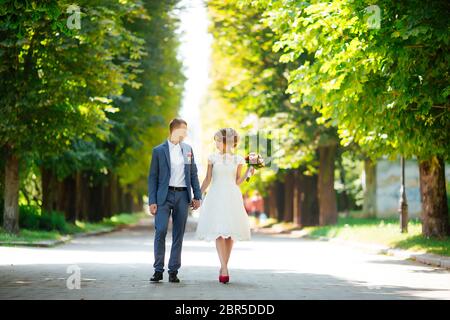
[195,128,254,284]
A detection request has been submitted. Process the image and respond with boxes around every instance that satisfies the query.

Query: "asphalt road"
[0,217,449,300]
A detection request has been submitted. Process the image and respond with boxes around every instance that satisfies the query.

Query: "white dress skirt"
[195,153,251,241]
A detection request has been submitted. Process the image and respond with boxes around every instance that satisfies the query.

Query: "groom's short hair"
[169,118,187,133]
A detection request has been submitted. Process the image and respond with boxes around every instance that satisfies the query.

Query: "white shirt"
[167,139,186,187]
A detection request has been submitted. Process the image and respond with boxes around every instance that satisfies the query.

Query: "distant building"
[376,158,450,219]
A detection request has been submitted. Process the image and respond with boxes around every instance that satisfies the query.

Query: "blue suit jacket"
[148,140,202,206]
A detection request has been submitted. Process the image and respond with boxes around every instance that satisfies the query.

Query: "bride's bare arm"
[200,163,213,194]
[236,164,253,185]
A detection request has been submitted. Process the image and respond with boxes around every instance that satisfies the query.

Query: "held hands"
[191,199,201,210]
[149,204,157,216]
[150,199,201,215]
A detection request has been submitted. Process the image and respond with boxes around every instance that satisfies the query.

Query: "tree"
[114,0,185,200]
[208,0,340,225]
[38,0,185,222]
[0,0,146,232]
[247,0,449,237]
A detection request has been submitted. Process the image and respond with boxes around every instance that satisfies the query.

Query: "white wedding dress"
[195,153,251,241]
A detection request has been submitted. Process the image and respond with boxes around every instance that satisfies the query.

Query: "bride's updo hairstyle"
[214,128,240,148]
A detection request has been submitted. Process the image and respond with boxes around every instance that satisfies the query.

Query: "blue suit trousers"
[153,189,189,273]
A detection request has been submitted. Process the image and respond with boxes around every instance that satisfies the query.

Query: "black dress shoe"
[168,272,180,283]
[150,271,163,282]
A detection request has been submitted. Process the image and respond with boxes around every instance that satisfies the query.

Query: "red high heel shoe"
[219,275,229,284]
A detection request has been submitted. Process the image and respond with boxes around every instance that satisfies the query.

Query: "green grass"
[102,212,146,227]
[302,217,450,256]
[0,212,146,245]
[65,212,146,234]
[0,229,64,243]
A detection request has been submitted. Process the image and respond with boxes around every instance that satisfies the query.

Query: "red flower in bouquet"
[244,152,265,181]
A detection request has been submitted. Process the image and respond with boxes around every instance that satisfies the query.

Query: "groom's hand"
[149,204,157,215]
[191,199,201,210]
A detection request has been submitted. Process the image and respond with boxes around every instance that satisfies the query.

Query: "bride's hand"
[191,199,201,210]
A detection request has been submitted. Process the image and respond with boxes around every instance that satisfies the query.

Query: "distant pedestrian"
[249,191,264,222]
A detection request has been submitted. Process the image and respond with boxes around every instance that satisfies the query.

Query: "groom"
[148,118,202,283]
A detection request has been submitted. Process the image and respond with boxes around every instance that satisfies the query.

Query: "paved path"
[1,217,449,300]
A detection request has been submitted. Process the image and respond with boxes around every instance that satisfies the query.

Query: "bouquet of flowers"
[244,152,265,181]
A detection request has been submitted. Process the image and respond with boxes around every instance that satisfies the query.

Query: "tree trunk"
[101,180,110,218]
[3,151,19,234]
[283,170,294,223]
[61,175,76,222]
[75,171,83,221]
[267,183,278,219]
[41,167,58,212]
[89,183,104,222]
[125,184,134,213]
[118,184,123,213]
[318,144,338,226]
[297,171,320,226]
[109,173,118,217]
[363,158,377,218]
[132,194,143,212]
[118,182,127,213]
[292,170,301,226]
[0,150,5,212]
[55,178,65,212]
[275,179,285,222]
[137,194,143,212]
[124,192,133,213]
[419,156,449,238]
[81,173,90,221]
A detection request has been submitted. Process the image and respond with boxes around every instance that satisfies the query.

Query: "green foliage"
[207,0,338,182]
[1,0,186,224]
[17,205,41,230]
[0,0,147,158]
[113,0,185,196]
[336,150,364,208]
[0,205,68,232]
[20,206,67,232]
[38,210,67,232]
[245,0,449,161]
[36,0,185,198]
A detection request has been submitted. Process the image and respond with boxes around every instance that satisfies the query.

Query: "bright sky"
[175,0,212,173]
